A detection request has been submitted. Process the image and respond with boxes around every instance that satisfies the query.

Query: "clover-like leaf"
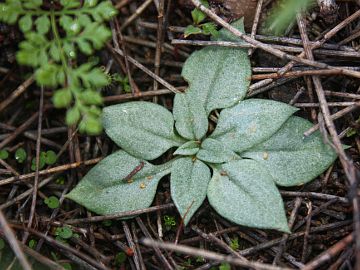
[35,15,50,35]
[71,63,109,88]
[181,19,251,115]
[16,32,49,67]
[242,116,337,186]
[211,99,298,153]
[173,90,208,140]
[197,138,240,164]
[19,14,32,33]
[207,159,289,232]
[171,157,211,225]
[35,63,63,87]
[103,102,184,160]
[66,151,173,215]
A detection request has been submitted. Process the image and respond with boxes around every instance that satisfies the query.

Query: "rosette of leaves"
[0,0,117,134]
[66,20,337,232]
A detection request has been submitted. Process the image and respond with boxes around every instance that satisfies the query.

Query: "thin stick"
[251,69,357,80]
[113,19,140,95]
[20,242,65,270]
[248,0,263,55]
[273,197,302,264]
[171,39,360,58]
[280,191,348,203]
[137,217,174,270]
[12,225,111,270]
[302,201,313,263]
[153,0,165,92]
[304,102,360,136]
[0,210,32,270]
[0,111,40,149]
[303,233,353,270]
[189,0,360,79]
[0,176,57,210]
[140,238,291,270]
[0,75,34,112]
[109,45,180,93]
[296,18,359,264]
[120,0,153,30]
[0,158,101,186]
[192,226,248,261]
[27,86,44,241]
[122,162,145,183]
[64,203,174,224]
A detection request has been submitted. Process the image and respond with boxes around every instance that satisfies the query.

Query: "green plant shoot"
[66,19,337,232]
[0,0,118,135]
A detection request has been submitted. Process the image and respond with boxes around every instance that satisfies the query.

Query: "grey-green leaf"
[66,151,172,215]
[242,116,337,186]
[207,160,289,232]
[181,19,251,115]
[171,157,211,225]
[173,91,208,140]
[174,141,200,156]
[210,99,298,153]
[103,102,183,160]
[197,138,240,164]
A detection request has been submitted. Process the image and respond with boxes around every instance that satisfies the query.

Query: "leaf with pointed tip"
[181,19,251,115]
[173,91,208,140]
[197,138,240,164]
[103,102,183,160]
[66,151,172,215]
[171,157,211,225]
[207,159,289,232]
[242,116,337,186]
[174,141,200,156]
[210,99,298,153]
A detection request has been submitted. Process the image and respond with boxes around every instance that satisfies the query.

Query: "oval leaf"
[171,157,211,225]
[173,91,208,140]
[207,159,289,232]
[210,99,298,153]
[181,20,251,115]
[174,141,200,156]
[242,116,337,186]
[66,151,172,215]
[103,102,183,160]
[197,138,240,164]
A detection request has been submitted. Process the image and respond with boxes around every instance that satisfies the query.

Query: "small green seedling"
[196,256,205,263]
[113,74,131,93]
[55,226,73,240]
[31,150,57,171]
[163,215,177,231]
[62,263,72,270]
[101,220,112,227]
[229,237,239,251]
[67,20,337,232]
[15,147,27,163]
[0,238,5,250]
[114,252,127,266]
[184,0,218,38]
[0,150,9,160]
[44,196,60,209]
[219,263,231,270]
[0,0,117,134]
[28,239,37,249]
[55,176,66,185]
